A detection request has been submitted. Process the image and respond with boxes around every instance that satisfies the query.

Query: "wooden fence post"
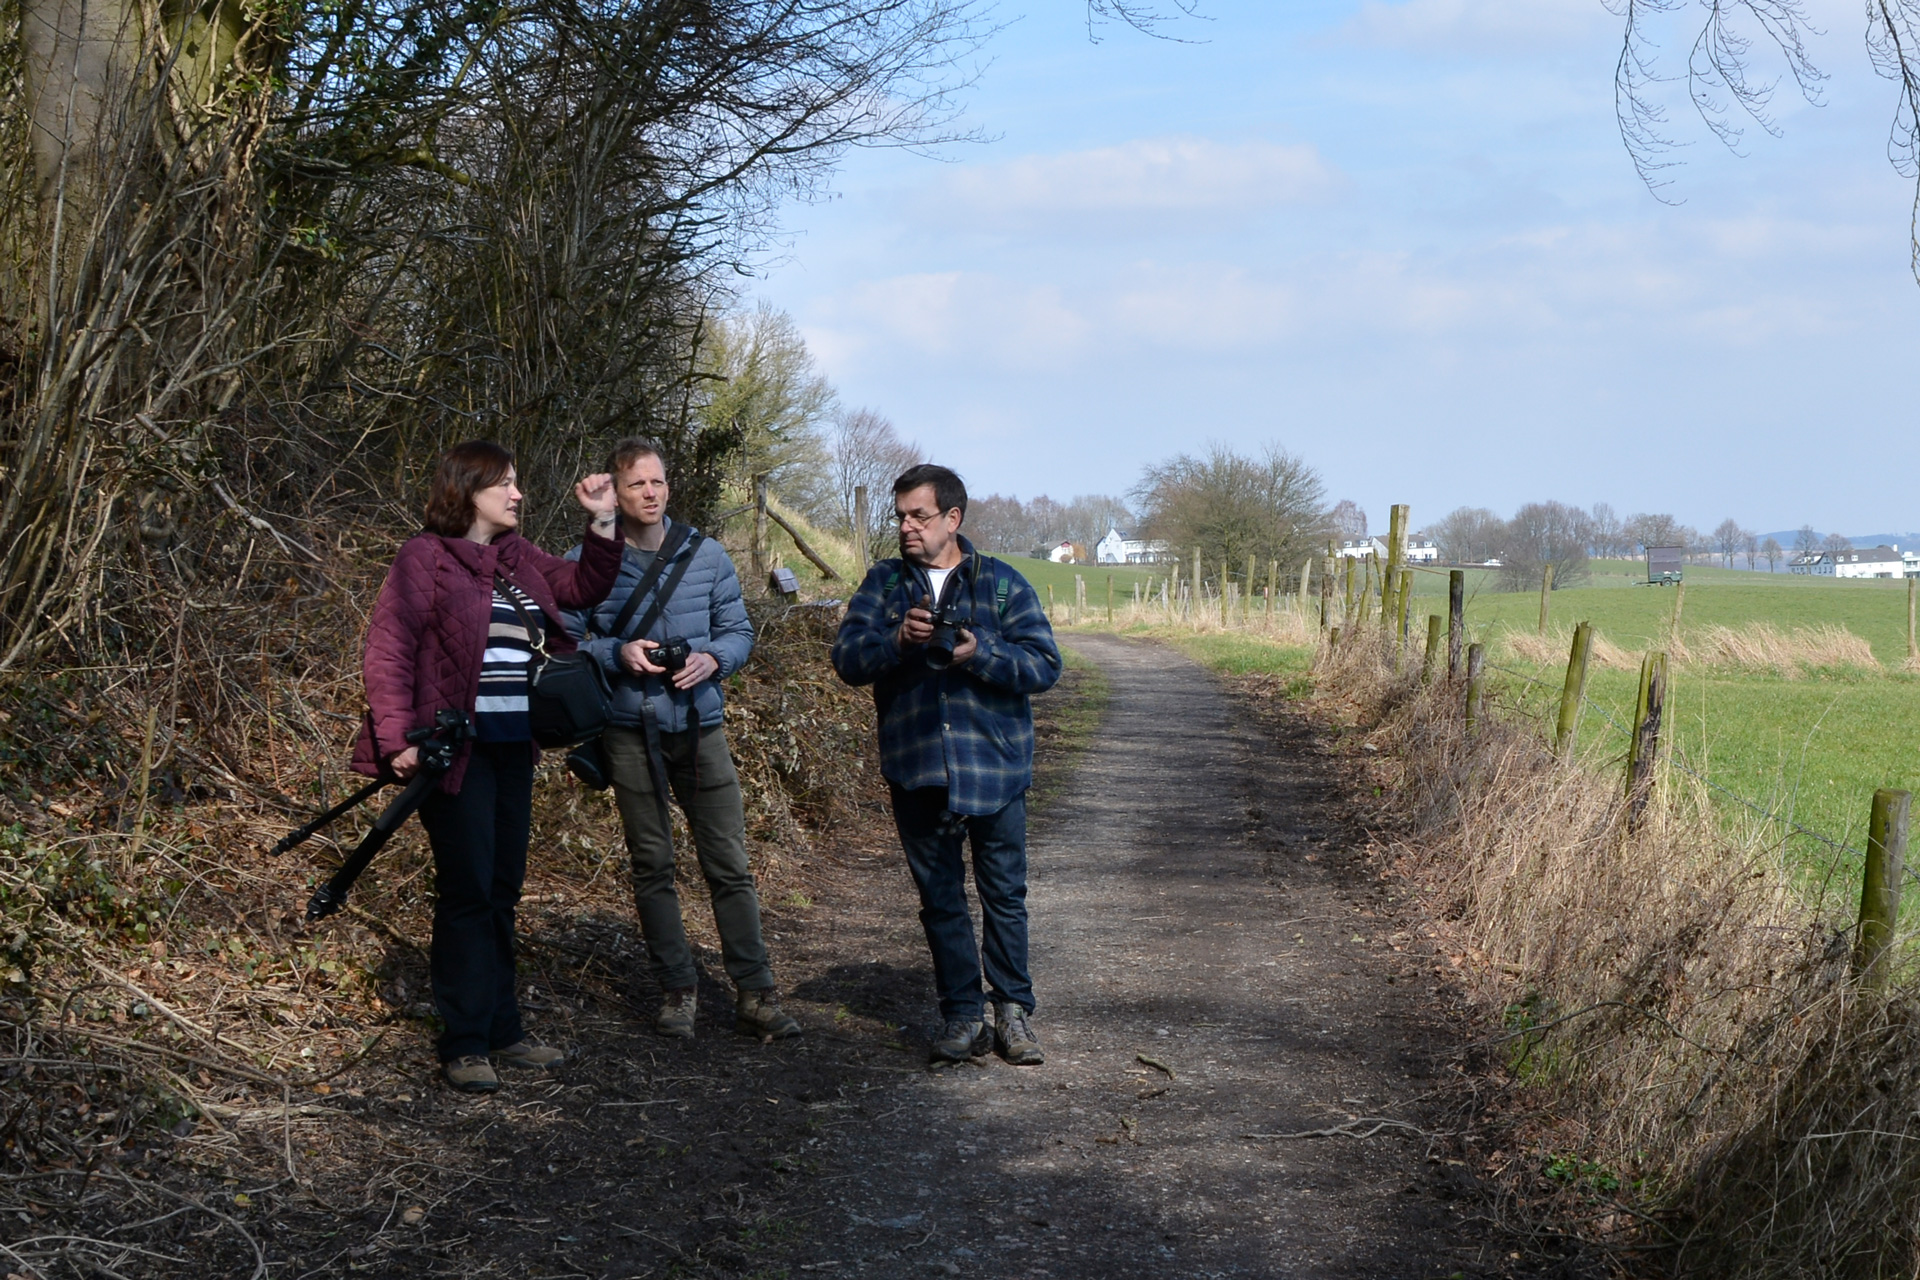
[1553,621,1594,759]
[852,484,870,574]
[1193,547,1203,624]
[1465,643,1486,736]
[1422,614,1442,685]
[1668,581,1686,645]
[1046,583,1055,621]
[1107,574,1114,624]
[1855,788,1913,987]
[1396,568,1412,644]
[1625,650,1668,828]
[1447,569,1464,680]
[1297,557,1311,613]
[1343,552,1356,623]
[1320,549,1333,630]
[1908,577,1916,662]
[1538,562,1554,635]
[1385,503,1408,621]
[751,473,770,584]
[1329,626,1341,649]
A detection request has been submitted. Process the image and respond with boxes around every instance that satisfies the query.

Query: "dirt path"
[759,633,1512,1278]
[210,635,1536,1279]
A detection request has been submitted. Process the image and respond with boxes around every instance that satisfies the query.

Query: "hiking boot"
[443,1055,500,1094]
[492,1040,565,1070]
[735,988,802,1039]
[929,1018,991,1065]
[993,1002,1044,1065]
[654,988,697,1039]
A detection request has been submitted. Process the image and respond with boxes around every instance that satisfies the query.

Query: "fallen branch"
[1243,1117,1431,1140]
[763,506,840,580]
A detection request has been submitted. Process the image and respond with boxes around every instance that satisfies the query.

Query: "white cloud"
[930,136,1341,226]
[1344,0,1610,52]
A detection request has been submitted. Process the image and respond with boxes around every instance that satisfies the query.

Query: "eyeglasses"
[890,509,951,529]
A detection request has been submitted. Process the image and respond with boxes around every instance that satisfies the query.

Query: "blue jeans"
[888,785,1033,1021]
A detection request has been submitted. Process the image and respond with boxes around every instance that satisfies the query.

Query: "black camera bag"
[495,575,614,748]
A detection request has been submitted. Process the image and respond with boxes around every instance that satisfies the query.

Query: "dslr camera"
[649,637,692,673]
[922,600,970,671]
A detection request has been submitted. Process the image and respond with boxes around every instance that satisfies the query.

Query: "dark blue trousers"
[420,741,532,1062]
[888,785,1033,1021]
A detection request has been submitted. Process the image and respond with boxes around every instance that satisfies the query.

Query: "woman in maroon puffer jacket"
[354,440,622,1093]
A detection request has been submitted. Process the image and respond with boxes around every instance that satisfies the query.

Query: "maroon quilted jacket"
[352,525,623,793]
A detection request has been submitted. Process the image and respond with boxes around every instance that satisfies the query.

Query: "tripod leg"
[272,777,389,857]
[306,772,439,922]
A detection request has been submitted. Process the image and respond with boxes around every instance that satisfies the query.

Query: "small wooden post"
[1267,558,1278,620]
[1447,569,1465,680]
[1855,788,1913,987]
[1320,549,1333,630]
[1358,555,1374,628]
[1553,621,1594,759]
[1384,504,1408,631]
[1537,562,1554,636]
[1908,578,1916,662]
[1422,614,1442,685]
[1668,581,1686,645]
[1245,554,1257,623]
[1297,557,1312,613]
[1625,650,1669,828]
[1046,583,1055,622]
[1329,625,1341,648]
[1193,547,1203,623]
[853,484,870,574]
[1343,551,1356,622]
[751,473,770,584]
[1107,574,1115,624]
[1465,643,1487,736]
[1395,568,1412,644]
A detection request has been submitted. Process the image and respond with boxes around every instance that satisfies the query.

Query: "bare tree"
[1762,536,1783,572]
[1431,507,1504,566]
[1627,512,1684,552]
[1327,500,1368,543]
[1131,443,1326,589]
[1713,518,1745,568]
[822,407,922,554]
[1742,529,1759,570]
[1497,502,1592,592]
[1823,532,1854,555]
[1588,502,1628,558]
[1794,525,1821,555]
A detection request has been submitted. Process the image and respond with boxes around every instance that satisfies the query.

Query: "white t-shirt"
[924,565,957,605]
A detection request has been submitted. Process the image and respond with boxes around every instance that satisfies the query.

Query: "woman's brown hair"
[423,440,514,536]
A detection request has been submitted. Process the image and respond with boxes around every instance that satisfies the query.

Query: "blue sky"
[751,0,1919,537]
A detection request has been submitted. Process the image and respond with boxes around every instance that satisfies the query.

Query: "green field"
[1086,563,1920,915]
[993,555,1164,603]
[1413,564,1920,910]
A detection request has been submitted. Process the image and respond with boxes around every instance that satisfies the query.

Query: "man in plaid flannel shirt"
[831,464,1061,1066]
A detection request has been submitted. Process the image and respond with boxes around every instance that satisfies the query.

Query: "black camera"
[923,601,969,671]
[650,637,692,673]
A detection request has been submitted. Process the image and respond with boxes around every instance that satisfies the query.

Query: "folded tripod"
[272,710,471,923]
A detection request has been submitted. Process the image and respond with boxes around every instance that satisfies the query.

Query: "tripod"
[272,711,471,922]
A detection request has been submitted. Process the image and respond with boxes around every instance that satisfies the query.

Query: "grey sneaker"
[493,1040,565,1069]
[735,988,802,1039]
[993,1002,1044,1065]
[654,988,697,1039]
[929,1018,991,1065]
[443,1055,500,1093]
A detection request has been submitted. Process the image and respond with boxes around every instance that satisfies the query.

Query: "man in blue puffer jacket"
[564,437,799,1042]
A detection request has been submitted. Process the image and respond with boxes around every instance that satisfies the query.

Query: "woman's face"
[468,468,523,540]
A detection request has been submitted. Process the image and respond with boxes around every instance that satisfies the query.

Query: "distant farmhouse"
[1095,528,1173,565]
[1336,537,1439,564]
[1789,545,1916,579]
[1045,541,1081,564]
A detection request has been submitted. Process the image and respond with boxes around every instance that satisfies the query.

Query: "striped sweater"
[473,581,540,742]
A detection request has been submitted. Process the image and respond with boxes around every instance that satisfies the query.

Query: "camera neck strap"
[607,520,696,644]
[620,529,704,649]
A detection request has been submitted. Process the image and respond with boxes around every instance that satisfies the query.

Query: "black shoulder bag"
[563,525,702,788]
[495,576,615,749]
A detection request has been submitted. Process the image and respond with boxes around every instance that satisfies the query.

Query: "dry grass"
[1500,621,1882,679]
[1314,629,1920,1278]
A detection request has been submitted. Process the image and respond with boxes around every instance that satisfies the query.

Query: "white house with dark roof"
[1794,546,1908,578]
[1095,527,1172,565]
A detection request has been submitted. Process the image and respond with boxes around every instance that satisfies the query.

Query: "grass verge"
[1029,644,1111,810]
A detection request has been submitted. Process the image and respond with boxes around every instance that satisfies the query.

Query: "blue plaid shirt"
[831,539,1061,816]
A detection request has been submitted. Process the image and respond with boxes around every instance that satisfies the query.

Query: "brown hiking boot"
[993,1002,1044,1065]
[654,987,697,1039]
[735,988,801,1039]
[492,1040,565,1070]
[443,1055,500,1093]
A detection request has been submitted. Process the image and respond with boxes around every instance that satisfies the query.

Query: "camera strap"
[606,520,696,645]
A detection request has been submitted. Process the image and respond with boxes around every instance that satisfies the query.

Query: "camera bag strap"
[605,519,695,644]
[625,532,708,841]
